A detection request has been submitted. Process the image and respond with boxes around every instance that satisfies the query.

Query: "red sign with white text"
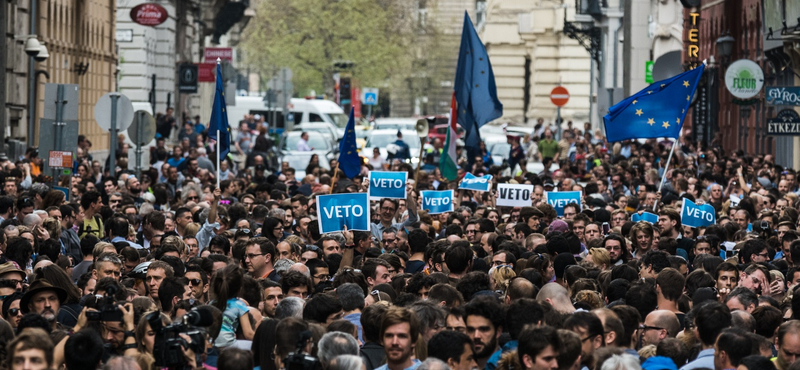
[204,48,233,63]
[130,3,169,26]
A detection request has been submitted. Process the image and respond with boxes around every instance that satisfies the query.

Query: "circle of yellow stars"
[632,79,693,130]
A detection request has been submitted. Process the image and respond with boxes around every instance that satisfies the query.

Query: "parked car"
[362,129,422,167]
[293,122,339,149]
[278,131,335,178]
[373,118,418,132]
[428,123,465,143]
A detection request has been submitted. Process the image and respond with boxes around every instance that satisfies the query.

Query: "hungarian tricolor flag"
[440,92,459,181]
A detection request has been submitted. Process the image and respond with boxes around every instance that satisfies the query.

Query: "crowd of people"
[0,117,797,370]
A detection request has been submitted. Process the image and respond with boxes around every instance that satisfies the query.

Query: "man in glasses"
[640,310,680,347]
[371,193,418,242]
[738,239,770,264]
[244,237,278,281]
[58,204,82,262]
[137,211,165,251]
[108,192,123,211]
[564,311,604,370]
[465,220,481,244]
[184,264,208,303]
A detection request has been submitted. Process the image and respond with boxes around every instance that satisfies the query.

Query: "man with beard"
[20,279,67,332]
[427,330,478,370]
[657,208,694,254]
[518,326,561,370]
[377,307,421,370]
[465,296,504,370]
[125,176,144,208]
[603,233,628,266]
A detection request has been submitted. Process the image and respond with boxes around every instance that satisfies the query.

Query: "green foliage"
[242,0,412,95]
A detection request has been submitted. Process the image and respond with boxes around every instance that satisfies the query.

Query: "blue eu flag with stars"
[604,63,705,142]
[454,11,503,159]
[338,107,361,179]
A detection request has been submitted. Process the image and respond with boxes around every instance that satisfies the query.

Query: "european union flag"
[338,107,361,179]
[604,63,706,142]
[207,63,230,159]
[454,11,503,158]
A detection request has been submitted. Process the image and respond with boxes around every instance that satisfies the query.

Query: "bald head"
[289,263,311,278]
[507,277,535,301]
[646,310,681,337]
[536,282,575,313]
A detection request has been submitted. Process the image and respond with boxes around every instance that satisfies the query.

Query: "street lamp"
[715,33,735,60]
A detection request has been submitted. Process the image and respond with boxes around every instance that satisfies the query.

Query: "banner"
[680,198,716,228]
[368,171,407,199]
[544,191,582,217]
[458,173,493,192]
[316,193,371,233]
[496,184,533,207]
[631,212,658,224]
[421,190,454,215]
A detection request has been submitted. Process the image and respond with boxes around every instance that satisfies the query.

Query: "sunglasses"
[7,308,21,316]
[189,279,202,286]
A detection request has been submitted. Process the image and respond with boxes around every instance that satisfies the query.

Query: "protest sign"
[458,173,493,192]
[680,198,716,228]
[316,193,371,233]
[496,184,533,207]
[632,212,658,224]
[368,171,407,199]
[544,191,582,217]
[421,190,454,215]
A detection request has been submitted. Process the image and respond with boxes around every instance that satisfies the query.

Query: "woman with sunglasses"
[1,292,23,329]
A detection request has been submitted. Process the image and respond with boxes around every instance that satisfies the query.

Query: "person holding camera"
[51,301,138,368]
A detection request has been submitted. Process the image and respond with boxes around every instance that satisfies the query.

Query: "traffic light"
[340,77,351,105]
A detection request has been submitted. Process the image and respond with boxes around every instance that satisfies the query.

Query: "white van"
[227,96,348,139]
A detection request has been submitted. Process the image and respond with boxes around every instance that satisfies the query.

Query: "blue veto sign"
[632,212,658,224]
[544,191,581,217]
[680,198,716,228]
[368,171,407,199]
[316,193,371,233]
[458,172,492,192]
[421,190,454,215]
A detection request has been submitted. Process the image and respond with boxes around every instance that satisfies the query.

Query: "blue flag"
[454,11,502,161]
[631,212,659,225]
[207,63,230,160]
[603,63,705,142]
[338,107,361,179]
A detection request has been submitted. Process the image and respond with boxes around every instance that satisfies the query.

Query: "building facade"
[479,0,591,126]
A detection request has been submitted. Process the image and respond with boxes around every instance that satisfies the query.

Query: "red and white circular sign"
[550,86,570,107]
[130,3,169,27]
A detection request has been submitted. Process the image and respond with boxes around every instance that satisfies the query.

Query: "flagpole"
[330,167,339,194]
[216,57,221,190]
[654,140,678,211]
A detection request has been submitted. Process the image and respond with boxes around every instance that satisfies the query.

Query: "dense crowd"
[0,118,797,370]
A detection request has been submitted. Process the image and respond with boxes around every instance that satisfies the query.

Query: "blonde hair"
[588,248,611,270]
[490,265,516,293]
[184,222,200,238]
[573,290,603,309]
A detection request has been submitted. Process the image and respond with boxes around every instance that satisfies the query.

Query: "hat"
[641,357,678,370]
[593,209,611,223]
[553,253,577,279]
[757,177,772,189]
[543,179,556,188]
[0,262,24,280]
[661,191,680,205]
[20,279,67,314]
[549,219,569,233]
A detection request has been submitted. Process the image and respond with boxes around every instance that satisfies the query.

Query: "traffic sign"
[94,92,134,132]
[550,86,570,107]
[362,88,379,106]
[128,110,156,146]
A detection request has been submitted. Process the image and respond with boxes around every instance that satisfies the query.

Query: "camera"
[148,307,214,370]
[285,331,321,370]
[86,285,122,322]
